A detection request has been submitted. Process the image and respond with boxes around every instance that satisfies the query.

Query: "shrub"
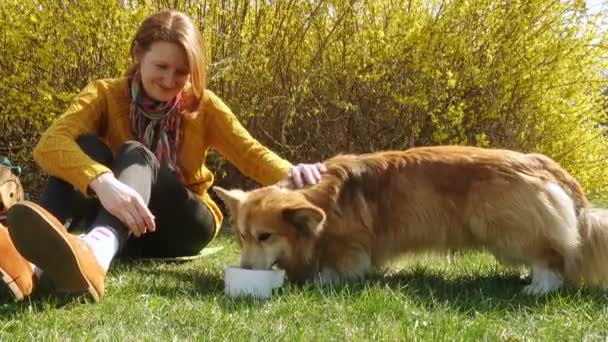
[1,0,606,198]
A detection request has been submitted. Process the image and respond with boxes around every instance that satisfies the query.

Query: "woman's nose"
[161,71,176,88]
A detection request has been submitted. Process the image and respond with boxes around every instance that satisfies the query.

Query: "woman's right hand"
[89,173,156,237]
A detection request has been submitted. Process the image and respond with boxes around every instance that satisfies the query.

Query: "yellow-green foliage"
[0,0,149,188]
[1,0,607,197]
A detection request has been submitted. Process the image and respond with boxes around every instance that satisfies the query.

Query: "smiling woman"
[135,41,190,102]
[2,9,326,304]
[127,11,204,103]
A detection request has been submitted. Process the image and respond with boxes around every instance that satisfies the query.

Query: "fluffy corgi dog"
[213,146,608,295]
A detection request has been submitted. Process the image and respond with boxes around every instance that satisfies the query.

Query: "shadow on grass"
[0,275,103,315]
[2,261,605,316]
[213,267,608,313]
[0,259,225,316]
[312,267,608,312]
[112,259,225,297]
[108,259,608,313]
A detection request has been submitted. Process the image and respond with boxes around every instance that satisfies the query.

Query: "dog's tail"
[570,207,608,286]
[524,153,589,210]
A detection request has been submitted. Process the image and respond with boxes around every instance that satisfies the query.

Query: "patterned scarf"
[129,74,185,182]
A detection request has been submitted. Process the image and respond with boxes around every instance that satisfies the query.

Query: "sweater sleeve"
[33,80,112,195]
[204,91,292,185]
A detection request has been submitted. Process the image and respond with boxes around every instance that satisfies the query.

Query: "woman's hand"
[89,173,156,237]
[283,162,327,189]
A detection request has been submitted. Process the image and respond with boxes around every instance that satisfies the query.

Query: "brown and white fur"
[213,146,608,295]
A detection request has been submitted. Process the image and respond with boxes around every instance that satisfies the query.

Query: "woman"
[0,10,325,302]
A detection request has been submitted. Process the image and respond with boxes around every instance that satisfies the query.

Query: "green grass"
[1,233,607,341]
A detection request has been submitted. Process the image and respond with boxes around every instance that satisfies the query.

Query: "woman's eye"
[258,233,271,241]
[156,64,168,70]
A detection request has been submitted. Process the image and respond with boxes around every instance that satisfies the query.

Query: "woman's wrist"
[89,172,114,194]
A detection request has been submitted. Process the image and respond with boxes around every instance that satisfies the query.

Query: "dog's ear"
[282,205,326,237]
[212,186,248,216]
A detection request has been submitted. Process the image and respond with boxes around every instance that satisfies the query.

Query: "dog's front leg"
[313,251,372,286]
[523,263,564,295]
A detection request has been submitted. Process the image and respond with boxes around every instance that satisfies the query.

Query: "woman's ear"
[132,41,144,63]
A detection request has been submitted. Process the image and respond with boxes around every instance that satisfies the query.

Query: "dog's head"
[0,165,24,220]
[213,185,326,277]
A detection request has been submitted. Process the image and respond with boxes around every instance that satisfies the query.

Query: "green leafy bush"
[1,0,607,198]
[0,0,149,190]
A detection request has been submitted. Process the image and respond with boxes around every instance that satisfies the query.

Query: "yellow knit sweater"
[33,78,292,237]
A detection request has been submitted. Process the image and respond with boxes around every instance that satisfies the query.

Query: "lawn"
[1,231,607,341]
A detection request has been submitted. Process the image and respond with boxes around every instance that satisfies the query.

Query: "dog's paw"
[314,269,346,286]
[522,282,558,295]
[522,265,563,295]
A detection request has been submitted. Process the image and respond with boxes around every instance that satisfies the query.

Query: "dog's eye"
[258,233,271,242]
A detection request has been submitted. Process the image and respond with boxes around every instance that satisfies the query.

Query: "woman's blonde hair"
[127,10,206,115]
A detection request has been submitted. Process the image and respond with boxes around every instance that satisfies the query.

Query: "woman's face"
[137,41,190,102]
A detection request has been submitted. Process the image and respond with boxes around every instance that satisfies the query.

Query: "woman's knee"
[116,140,158,168]
[75,135,113,165]
[180,229,214,255]
[191,222,215,249]
[173,208,215,256]
[184,211,215,252]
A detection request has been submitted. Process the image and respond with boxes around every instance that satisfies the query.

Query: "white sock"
[32,264,43,278]
[81,227,120,271]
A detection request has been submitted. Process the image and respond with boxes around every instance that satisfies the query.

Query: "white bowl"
[224,266,285,299]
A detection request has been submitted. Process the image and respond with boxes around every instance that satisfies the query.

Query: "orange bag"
[0,164,24,221]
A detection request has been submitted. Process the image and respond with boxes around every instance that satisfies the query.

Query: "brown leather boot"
[7,201,106,302]
[0,223,36,301]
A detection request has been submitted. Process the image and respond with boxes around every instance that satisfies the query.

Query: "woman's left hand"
[283,162,327,189]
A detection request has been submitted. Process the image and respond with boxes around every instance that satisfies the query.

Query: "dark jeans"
[39,136,215,258]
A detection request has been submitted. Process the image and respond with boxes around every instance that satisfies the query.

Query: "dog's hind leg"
[541,182,581,284]
[523,263,563,295]
[522,182,579,295]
